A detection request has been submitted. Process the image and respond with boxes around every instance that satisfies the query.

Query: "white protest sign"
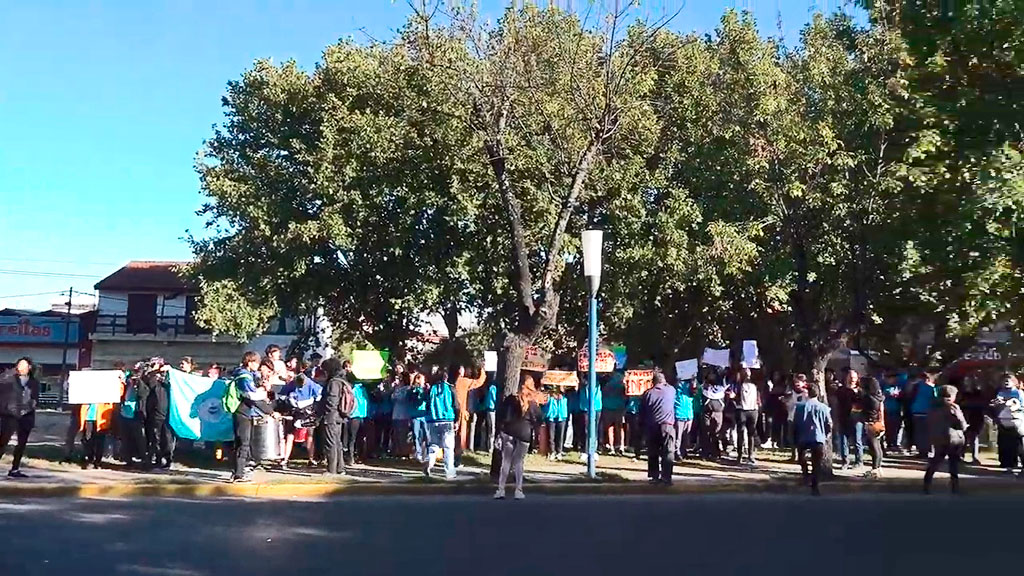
[701,348,730,368]
[484,351,498,372]
[674,359,699,380]
[741,340,761,368]
[67,370,123,405]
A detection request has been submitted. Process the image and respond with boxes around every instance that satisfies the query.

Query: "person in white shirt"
[733,368,761,465]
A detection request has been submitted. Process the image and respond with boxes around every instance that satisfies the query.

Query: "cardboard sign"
[521,346,549,372]
[741,340,761,368]
[578,348,616,373]
[624,369,655,396]
[67,370,124,405]
[484,351,498,372]
[702,348,730,368]
[675,359,699,380]
[352,350,389,380]
[541,370,580,388]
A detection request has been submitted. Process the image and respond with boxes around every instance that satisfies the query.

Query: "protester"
[478,374,498,453]
[993,373,1024,473]
[601,371,627,456]
[79,370,122,470]
[782,376,809,459]
[207,364,223,380]
[625,394,644,461]
[861,376,885,478]
[318,358,348,476]
[641,372,676,485]
[794,377,832,496]
[373,367,399,458]
[674,377,694,461]
[881,373,904,453]
[344,380,370,466]
[409,372,430,462]
[544,388,568,461]
[733,368,760,465]
[391,372,413,458]
[139,358,175,469]
[494,376,544,500]
[230,351,275,483]
[701,372,727,460]
[568,387,585,452]
[958,374,988,465]
[179,356,196,375]
[908,371,937,458]
[452,363,486,464]
[835,370,865,469]
[119,365,147,467]
[0,357,40,478]
[280,373,323,469]
[922,385,968,494]
[425,371,460,479]
[578,376,603,463]
[264,345,288,390]
[61,370,81,464]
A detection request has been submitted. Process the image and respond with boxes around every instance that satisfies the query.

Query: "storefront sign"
[0,316,78,344]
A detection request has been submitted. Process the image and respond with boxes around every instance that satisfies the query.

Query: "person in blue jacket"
[567,388,583,452]
[544,388,569,460]
[602,371,627,455]
[343,381,370,466]
[407,371,431,462]
[908,371,937,458]
[674,378,695,461]
[625,394,643,460]
[279,373,322,469]
[425,372,460,479]
[477,376,499,453]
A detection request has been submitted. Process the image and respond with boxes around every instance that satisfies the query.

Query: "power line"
[0,257,121,267]
[0,290,67,300]
[0,269,101,279]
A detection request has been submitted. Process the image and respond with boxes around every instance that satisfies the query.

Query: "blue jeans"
[412,417,428,462]
[840,419,864,464]
[426,421,456,478]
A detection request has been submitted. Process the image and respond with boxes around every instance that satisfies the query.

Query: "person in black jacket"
[318,357,348,476]
[494,376,544,500]
[140,358,175,469]
[0,357,40,478]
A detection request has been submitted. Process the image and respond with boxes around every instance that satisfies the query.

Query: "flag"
[167,368,234,442]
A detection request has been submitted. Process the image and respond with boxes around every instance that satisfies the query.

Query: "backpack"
[223,376,243,415]
[338,380,356,418]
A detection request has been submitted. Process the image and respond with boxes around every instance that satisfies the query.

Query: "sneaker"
[231,473,254,483]
[494,489,506,500]
[281,461,290,470]
[423,462,432,478]
[7,469,28,479]
[514,489,525,500]
[445,474,457,481]
[547,454,556,462]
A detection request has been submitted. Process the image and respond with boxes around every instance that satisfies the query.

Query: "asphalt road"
[0,493,1001,575]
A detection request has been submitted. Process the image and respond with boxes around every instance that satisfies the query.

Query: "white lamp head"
[581,229,603,296]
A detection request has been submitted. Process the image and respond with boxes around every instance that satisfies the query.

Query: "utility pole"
[58,287,73,400]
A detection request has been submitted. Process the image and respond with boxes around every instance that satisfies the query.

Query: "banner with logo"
[167,369,234,442]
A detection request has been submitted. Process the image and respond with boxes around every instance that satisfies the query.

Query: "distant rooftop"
[94,261,195,292]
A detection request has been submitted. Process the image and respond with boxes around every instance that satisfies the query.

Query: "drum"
[252,418,284,462]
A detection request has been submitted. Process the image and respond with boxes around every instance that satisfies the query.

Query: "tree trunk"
[498,332,528,399]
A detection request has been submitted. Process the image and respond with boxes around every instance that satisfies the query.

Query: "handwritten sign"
[68,371,124,405]
[624,369,655,396]
[541,370,580,388]
[578,348,616,373]
[521,346,549,372]
[352,350,389,380]
[484,351,498,372]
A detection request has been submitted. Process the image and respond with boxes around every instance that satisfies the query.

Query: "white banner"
[701,348,730,368]
[484,351,498,372]
[674,359,699,380]
[741,340,761,368]
[67,370,123,405]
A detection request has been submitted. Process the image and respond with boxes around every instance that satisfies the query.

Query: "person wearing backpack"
[319,357,354,476]
[424,371,460,479]
[229,351,275,483]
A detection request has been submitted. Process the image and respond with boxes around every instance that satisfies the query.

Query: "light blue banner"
[167,369,234,442]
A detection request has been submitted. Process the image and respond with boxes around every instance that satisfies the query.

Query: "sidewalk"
[5,411,1021,499]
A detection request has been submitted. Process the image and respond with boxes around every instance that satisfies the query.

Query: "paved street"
[0,493,1007,575]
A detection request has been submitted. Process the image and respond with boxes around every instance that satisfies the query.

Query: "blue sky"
[0,0,858,311]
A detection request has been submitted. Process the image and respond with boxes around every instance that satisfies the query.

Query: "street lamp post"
[582,229,603,479]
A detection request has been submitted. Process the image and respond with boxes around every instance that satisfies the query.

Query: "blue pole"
[587,293,598,479]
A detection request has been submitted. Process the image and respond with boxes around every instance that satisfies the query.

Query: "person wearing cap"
[640,371,676,485]
[793,375,831,496]
[924,385,968,494]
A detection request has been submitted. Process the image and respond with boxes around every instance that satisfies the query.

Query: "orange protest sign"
[578,348,616,373]
[540,370,579,388]
[624,369,655,396]
[521,346,549,372]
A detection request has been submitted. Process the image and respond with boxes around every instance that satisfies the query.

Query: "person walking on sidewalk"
[733,368,760,465]
[319,358,349,476]
[425,371,460,479]
[641,372,676,485]
[924,385,968,494]
[0,357,40,478]
[494,376,544,500]
[861,377,885,478]
[794,380,832,496]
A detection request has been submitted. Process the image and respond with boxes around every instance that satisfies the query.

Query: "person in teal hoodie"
[567,388,583,452]
[578,376,603,462]
[408,372,430,462]
[625,395,643,459]
[425,372,460,479]
[478,376,498,453]
[674,378,695,461]
[343,381,370,466]
[602,371,627,455]
[544,388,569,460]
[908,372,937,458]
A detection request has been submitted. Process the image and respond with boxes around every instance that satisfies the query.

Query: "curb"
[1,477,1022,499]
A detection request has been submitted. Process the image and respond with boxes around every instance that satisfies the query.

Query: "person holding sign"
[544,388,568,461]
[602,372,627,456]
[0,357,40,478]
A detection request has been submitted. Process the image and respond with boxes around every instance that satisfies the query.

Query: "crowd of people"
[2,347,1024,499]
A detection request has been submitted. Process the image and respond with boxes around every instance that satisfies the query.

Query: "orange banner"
[521,346,549,372]
[624,369,655,396]
[578,348,616,373]
[540,370,580,388]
